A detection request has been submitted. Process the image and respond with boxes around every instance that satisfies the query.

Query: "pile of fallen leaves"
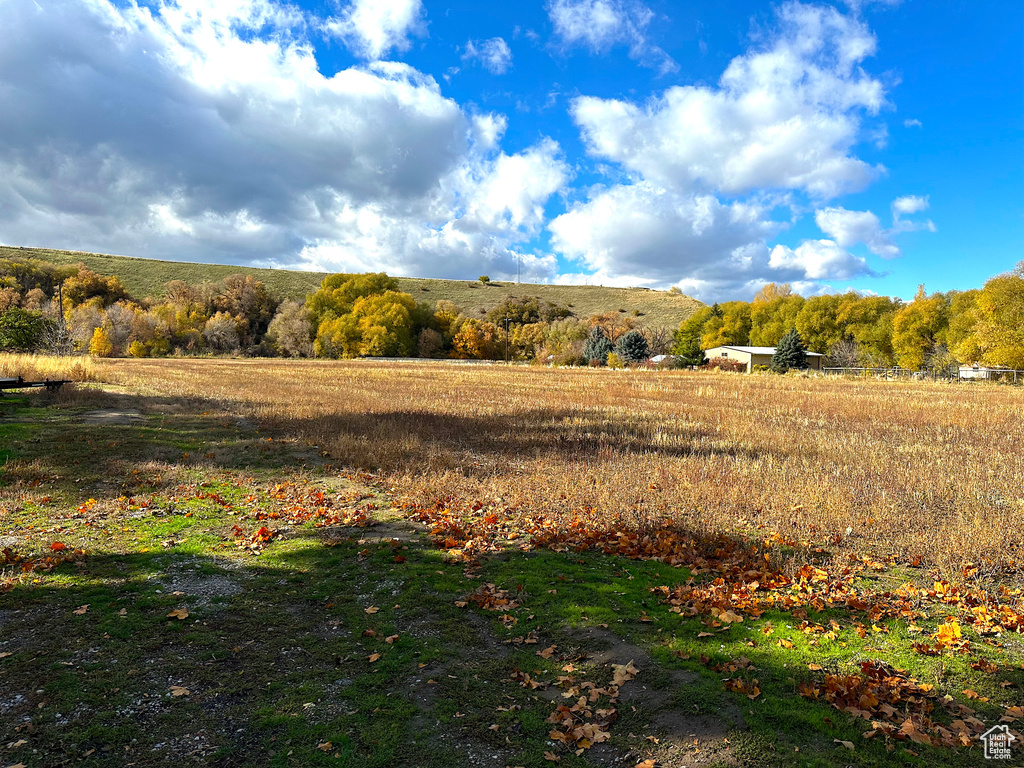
[800,660,1022,752]
[511,657,639,757]
[1,544,86,591]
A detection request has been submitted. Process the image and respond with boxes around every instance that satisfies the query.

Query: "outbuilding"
[704,345,824,373]
[958,364,994,380]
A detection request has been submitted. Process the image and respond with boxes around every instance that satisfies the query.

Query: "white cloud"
[815,207,899,257]
[843,0,902,12]
[463,37,513,74]
[892,194,929,216]
[814,199,935,259]
[547,0,676,72]
[768,239,873,279]
[0,0,568,283]
[904,118,922,128]
[324,0,425,61]
[570,2,885,199]
[470,113,508,151]
[549,182,782,293]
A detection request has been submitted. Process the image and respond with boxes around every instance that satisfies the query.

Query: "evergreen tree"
[582,326,614,364]
[675,336,707,367]
[771,328,808,373]
[615,329,650,363]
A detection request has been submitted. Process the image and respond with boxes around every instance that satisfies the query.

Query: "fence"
[823,367,1023,384]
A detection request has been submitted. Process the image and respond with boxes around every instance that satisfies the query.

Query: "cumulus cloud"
[904,118,922,128]
[549,183,783,291]
[892,194,929,217]
[0,0,567,282]
[570,2,885,199]
[463,37,513,74]
[548,2,896,300]
[815,207,899,257]
[768,239,873,279]
[324,0,426,60]
[547,0,676,72]
[812,197,934,260]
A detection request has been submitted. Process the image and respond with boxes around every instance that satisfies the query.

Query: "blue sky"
[0,0,1019,302]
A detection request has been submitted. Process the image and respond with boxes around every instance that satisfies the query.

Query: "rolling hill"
[0,245,704,330]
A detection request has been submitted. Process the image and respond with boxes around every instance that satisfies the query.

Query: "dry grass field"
[4,354,1024,767]
[92,358,1024,581]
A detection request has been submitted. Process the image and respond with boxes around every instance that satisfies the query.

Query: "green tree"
[0,307,50,351]
[770,328,808,373]
[582,326,614,365]
[673,306,712,354]
[615,329,650,363]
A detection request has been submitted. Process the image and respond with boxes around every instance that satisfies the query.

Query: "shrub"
[606,352,625,369]
[478,275,490,284]
[705,357,746,373]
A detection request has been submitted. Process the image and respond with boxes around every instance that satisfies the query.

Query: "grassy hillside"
[1,244,703,329]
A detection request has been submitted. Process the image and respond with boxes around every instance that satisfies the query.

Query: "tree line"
[673,262,1024,371]
[0,258,665,363]
[2,255,1020,370]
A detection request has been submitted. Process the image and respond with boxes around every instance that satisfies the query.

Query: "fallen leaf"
[833,739,854,751]
[73,605,89,615]
[488,724,499,731]
[167,608,189,620]
[0,652,12,659]
[118,608,127,616]
[807,663,822,671]
[537,645,557,659]
[365,606,379,614]
[49,542,66,551]
[368,653,381,663]
[317,742,332,752]
[697,632,714,638]
[543,751,561,762]
[169,686,190,697]
[9,739,27,748]
[384,635,399,644]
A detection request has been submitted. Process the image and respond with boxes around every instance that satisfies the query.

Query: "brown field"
[83,358,1024,582]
